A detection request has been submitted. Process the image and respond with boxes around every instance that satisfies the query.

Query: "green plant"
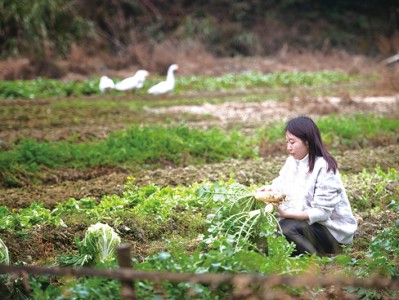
[197,181,281,251]
[317,114,399,148]
[57,222,121,266]
[2,176,396,299]
[0,202,65,231]
[78,223,121,263]
[344,166,398,210]
[0,124,255,188]
[29,275,121,300]
[0,0,93,58]
[364,202,399,278]
[0,237,9,264]
[0,78,99,99]
[257,114,399,148]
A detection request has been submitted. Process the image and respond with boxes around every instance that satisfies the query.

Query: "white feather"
[99,76,115,93]
[148,64,179,95]
[115,70,149,92]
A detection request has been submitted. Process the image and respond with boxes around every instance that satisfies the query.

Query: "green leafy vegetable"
[81,223,122,263]
[198,182,281,252]
[0,237,9,265]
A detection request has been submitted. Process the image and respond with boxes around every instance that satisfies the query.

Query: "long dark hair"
[285,116,337,173]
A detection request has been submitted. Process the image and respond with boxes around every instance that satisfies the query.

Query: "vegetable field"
[0,62,399,299]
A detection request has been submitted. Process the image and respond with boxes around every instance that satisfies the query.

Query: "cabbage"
[81,223,121,263]
[0,237,9,265]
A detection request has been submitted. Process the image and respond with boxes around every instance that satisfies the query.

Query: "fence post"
[117,244,135,300]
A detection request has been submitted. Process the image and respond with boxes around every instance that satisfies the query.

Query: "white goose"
[99,76,115,93]
[115,69,149,92]
[148,64,178,95]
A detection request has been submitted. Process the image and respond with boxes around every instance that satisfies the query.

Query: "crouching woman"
[258,116,357,256]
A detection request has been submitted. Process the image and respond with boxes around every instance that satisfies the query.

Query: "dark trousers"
[279,219,342,256]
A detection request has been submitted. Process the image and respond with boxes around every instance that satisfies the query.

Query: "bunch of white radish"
[202,183,286,252]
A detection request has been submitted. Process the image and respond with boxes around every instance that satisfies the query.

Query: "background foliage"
[1,0,398,60]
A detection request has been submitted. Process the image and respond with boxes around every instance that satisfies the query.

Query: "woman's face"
[285,131,309,160]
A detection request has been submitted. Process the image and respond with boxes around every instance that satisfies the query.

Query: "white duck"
[99,76,115,93]
[115,69,149,92]
[148,64,178,95]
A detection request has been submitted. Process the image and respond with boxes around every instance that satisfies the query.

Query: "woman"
[258,116,357,256]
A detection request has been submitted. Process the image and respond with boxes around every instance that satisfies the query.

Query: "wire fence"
[0,244,398,299]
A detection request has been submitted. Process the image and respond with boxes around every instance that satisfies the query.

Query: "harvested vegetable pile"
[198,182,286,252]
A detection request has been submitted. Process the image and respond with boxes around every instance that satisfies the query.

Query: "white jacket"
[271,155,357,244]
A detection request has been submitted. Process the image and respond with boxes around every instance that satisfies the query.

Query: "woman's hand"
[276,205,309,221]
[277,205,289,218]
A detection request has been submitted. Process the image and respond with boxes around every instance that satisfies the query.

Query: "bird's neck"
[166,70,175,82]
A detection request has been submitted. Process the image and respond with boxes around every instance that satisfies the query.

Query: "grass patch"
[0,125,255,187]
[176,70,360,92]
[257,114,399,152]
[1,114,398,188]
[344,165,399,211]
[0,71,364,99]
